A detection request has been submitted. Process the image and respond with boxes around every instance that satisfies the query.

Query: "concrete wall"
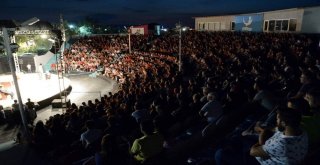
[301,6,320,33]
[195,16,234,31]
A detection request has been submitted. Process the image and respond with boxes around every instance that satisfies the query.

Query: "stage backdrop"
[235,14,264,32]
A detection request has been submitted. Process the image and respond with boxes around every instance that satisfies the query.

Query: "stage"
[0,73,71,109]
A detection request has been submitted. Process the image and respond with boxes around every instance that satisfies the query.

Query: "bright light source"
[104,29,108,31]
[182,27,187,31]
[40,34,48,39]
[21,17,40,26]
[68,24,75,29]
[79,26,91,35]
[48,38,55,43]
[161,28,168,32]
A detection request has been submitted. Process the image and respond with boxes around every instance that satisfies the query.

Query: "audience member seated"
[199,92,223,124]
[250,107,308,165]
[130,119,164,164]
[80,120,103,149]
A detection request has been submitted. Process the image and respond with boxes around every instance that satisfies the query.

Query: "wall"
[195,16,234,31]
[301,6,320,33]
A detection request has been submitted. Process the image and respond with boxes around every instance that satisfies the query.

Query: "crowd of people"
[24,31,320,164]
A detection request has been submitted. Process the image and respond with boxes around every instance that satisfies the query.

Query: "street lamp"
[124,26,132,54]
[176,22,182,72]
[1,17,39,141]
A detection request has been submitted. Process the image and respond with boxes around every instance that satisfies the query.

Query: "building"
[130,23,161,35]
[194,6,320,33]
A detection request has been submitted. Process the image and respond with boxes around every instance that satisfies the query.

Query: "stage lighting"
[40,34,48,39]
[48,38,55,43]
[10,43,19,53]
[20,17,40,26]
[68,24,75,29]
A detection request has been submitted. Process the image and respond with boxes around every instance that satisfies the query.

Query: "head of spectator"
[140,119,155,136]
[254,79,267,92]
[85,120,95,130]
[287,98,310,116]
[304,89,320,113]
[192,93,200,103]
[276,107,302,132]
[207,92,216,102]
[300,70,316,84]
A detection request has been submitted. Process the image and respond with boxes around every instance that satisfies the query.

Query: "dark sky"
[1,0,320,27]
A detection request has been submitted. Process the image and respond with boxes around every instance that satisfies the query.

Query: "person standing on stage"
[38,63,44,79]
[27,63,32,73]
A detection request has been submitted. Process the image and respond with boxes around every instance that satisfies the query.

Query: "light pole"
[2,27,30,139]
[176,22,182,72]
[0,18,39,141]
[128,26,132,54]
[48,38,63,106]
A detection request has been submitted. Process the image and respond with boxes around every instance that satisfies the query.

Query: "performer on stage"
[27,63,32,73]
[38,63,44,80]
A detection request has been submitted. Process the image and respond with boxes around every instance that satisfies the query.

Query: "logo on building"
[242,16,253,31]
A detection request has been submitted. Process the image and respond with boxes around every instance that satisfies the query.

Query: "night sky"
[1,0,320,27]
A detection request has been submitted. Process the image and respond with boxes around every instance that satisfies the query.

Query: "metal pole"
[178,24,182,72]
[128,28,131,54]
[56,43,63,106]
[59,14,68,108]
[2,27,30,139]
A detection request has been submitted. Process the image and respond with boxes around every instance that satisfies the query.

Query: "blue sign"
[235,14,263,32]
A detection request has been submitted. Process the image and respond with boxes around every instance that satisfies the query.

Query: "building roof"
[193,6,320,19]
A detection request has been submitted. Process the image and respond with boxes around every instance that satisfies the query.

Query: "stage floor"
[35,74,119,123]
[0,73,71,108]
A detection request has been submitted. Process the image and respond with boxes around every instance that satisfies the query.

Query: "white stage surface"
[0,73,71,108]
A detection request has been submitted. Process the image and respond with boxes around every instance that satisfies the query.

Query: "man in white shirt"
[250,108,308,165]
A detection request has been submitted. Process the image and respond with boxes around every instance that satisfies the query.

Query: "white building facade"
[194,6,320,33]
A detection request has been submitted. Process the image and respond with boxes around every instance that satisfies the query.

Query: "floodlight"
[40,34,48,39]
[48,38,55,43]
[21,17,40,26]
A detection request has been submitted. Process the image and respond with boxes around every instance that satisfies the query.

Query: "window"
[289,19,297,31]
[282,20,289,31]
[264,20,269,31]
[267,19,290,32]
[231,22,235,31]
[203,23,205,30]
[269,20,275,31]
[275,20,282,31]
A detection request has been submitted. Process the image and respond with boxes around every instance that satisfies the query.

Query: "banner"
[130,25,148,35]
[235,14,263,32]
[0,30,50,35]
